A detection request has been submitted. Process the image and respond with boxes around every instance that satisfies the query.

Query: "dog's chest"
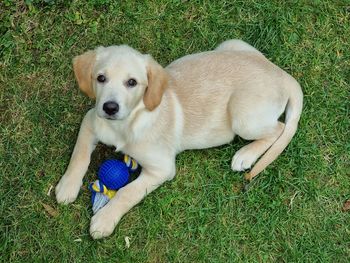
[94,120,127,150]
[95,125,146,162]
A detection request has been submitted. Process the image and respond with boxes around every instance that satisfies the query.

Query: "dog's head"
[73,45,168,120]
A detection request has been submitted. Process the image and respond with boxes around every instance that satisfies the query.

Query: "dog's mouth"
[96,111,118,121]
[101,113,126,121]
[105,115,118,120]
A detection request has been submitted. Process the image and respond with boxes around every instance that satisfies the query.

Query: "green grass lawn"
[1,0,349,262]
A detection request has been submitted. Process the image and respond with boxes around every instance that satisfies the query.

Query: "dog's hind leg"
[231,122,284,172]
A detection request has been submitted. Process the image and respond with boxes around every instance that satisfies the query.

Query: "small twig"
[289,191,300,210]
[47,185,53,196]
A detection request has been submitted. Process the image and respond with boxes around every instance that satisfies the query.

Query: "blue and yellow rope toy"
[89,155,139,214]
[89,180,117,214]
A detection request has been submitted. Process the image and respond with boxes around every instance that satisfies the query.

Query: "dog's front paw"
[55,174,82,204]
[90,205,119,239]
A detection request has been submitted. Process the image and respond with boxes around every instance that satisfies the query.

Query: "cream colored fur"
[55,39,303,239]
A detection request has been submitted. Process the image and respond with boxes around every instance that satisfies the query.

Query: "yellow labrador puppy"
[56,40,303,239]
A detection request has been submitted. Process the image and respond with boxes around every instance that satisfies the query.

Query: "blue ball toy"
[98,159,130,190]
[89,155,140,214]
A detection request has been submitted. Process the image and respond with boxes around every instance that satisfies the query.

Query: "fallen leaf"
[342,200,350,212]
[42,203,59,217]
[38,170,45,177]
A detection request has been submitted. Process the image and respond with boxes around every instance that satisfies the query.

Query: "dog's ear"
[73,50,96,98]
[143,56,168,111]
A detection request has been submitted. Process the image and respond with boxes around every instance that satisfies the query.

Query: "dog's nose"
[103,101,119,115]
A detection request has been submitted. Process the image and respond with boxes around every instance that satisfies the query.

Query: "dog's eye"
[126,78,137,87]
[97,74,106,83]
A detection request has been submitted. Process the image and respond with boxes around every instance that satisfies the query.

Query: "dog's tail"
[245,75,303,181]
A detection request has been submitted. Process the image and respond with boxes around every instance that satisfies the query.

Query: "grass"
[1,0,349,262]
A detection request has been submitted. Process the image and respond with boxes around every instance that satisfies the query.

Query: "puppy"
[55,40,303,239]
